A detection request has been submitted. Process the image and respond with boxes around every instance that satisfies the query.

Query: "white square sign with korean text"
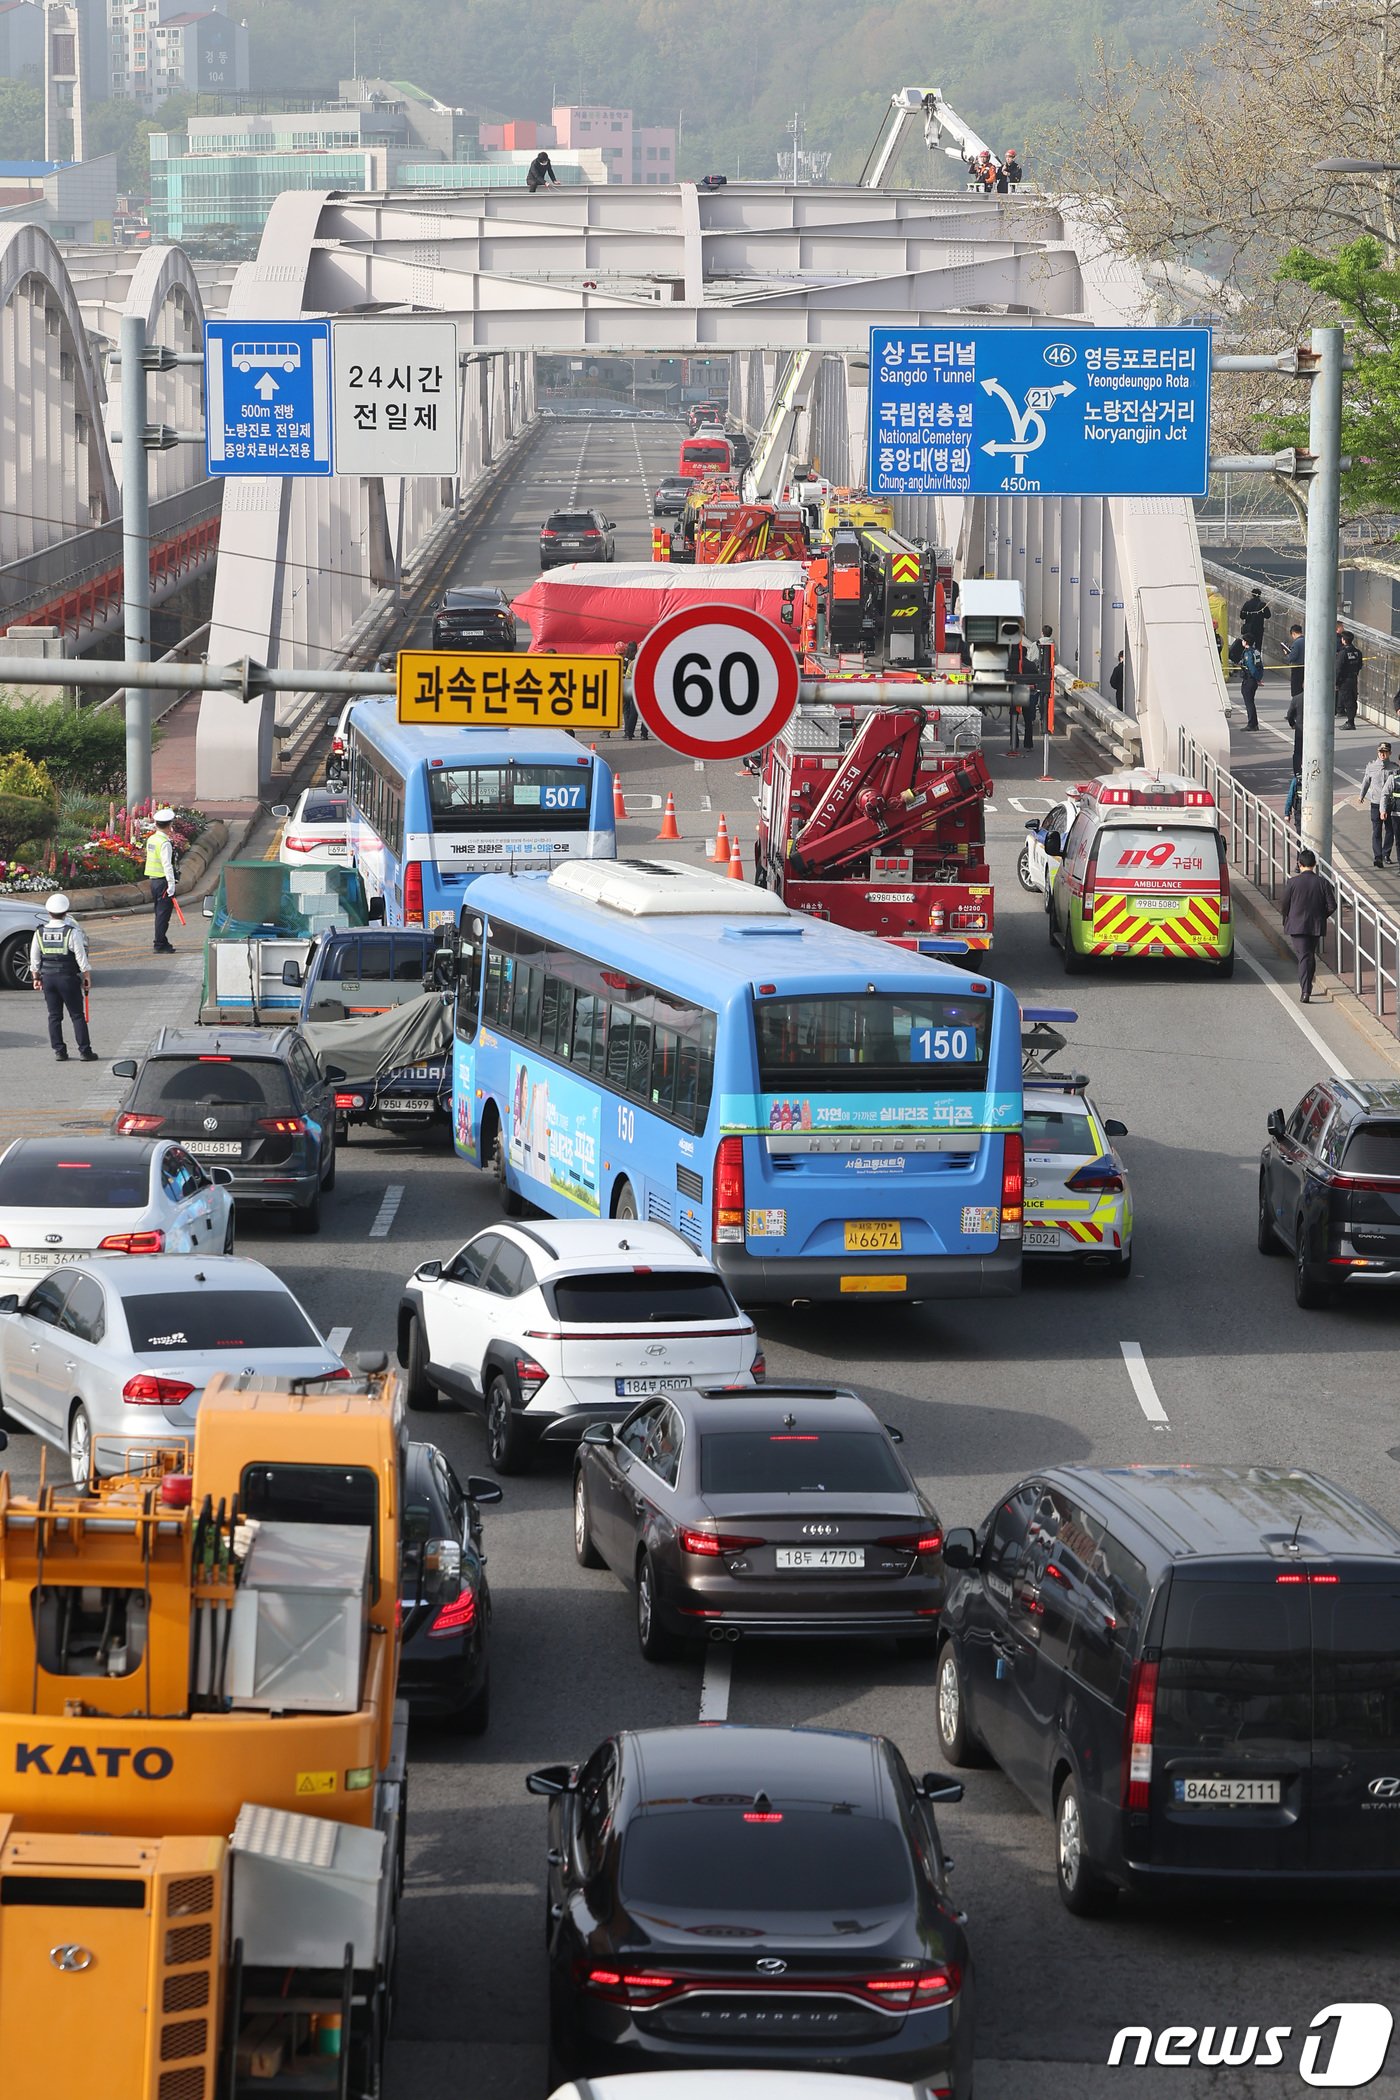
[330,319,460,476]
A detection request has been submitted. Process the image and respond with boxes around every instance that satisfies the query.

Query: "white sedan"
[397,1220,761,1473]
[0,1253,346,1482]
[275,786,350,865]
[0,1136,235,1276]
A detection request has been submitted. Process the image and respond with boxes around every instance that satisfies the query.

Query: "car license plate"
[378,1098,431,1114]
[616,1375,693,1395]
[844,1220,902,1252]
[185,1141,242,1157]
[776,1547,866,1570]
[840,1275,906,1293]
[1023,1228,1060,1250]
[324,842,348,856]
[1174,1777,1281,1806]
[16,1249,85,1267]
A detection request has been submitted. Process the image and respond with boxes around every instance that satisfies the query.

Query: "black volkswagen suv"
[113,1026,336,1232]
[935,1464,1400,1912]
[1259,1077,1400,1305]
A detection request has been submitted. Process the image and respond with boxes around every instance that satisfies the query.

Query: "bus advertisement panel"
[451,860,1022,1303]
[344,700,616,929]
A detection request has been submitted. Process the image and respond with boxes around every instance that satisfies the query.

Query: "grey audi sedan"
[572,1384,946,1661]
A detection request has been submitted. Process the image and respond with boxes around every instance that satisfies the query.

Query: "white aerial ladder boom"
[747,89,994,501]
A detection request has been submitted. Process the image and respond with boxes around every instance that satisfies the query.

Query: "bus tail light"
[1123,1658,1159,1808]
[999,1133,1023,1240]
[404,862,424,924]
[713,1136,745,1244]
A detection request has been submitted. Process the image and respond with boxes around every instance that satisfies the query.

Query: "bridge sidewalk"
[153,691,259,827]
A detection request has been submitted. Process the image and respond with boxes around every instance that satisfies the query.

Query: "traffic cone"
[711,811,731,863]
[612,772,627,821]
[728,837,745,880]
[656,792,681,841]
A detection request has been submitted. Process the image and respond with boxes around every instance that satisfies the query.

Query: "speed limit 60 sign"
[632,603,799,759]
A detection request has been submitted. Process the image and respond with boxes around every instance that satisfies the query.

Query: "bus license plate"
[1174,1777,1281,1806]
[776,1547,866,1570]
[845,1220,902,1252]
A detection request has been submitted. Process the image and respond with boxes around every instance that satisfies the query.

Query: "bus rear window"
[427,765,592,835]
[756,994,989,1086]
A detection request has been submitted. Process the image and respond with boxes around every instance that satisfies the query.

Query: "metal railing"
[1179,727,1400,1036]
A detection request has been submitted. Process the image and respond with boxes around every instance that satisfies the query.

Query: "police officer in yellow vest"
[29,892,95,1061]
[146,806,178,953]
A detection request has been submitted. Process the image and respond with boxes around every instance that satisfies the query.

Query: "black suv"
[112,1026,336,1232]
[935,1464,1400,1911]
[431,586,515,651]
[1259,1077,1400,1306]
[540,510,616,569]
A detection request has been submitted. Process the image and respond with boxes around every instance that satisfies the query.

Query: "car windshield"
[1341,1124,1400,1176]
[549,1272,736,1323]
[123,1289,319,1352]
[1023,1106,1098,1156]
[0,1154,151,1208]
[130,1058,296,1114]
[620,1810,912,1912]
[700,1430,905,1495]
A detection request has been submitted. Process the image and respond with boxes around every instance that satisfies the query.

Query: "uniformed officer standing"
[145,805,178,953]
[29,892,95,1060]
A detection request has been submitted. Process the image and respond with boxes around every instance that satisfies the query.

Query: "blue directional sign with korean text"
[205,320,332,477]
[868,327,1212,499]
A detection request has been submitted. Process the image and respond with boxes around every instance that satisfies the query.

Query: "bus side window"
[524,966,544,1042]
[571,992,599,1069]
[651,1027,678,1116]
[628,1014,653,1100]
[551,981,575,1060]
[482,951,506,1025]
[606,1007,633,1088]
[675,1039,699,1126]
[505,960,530,1036]
[694,1017,716,1122]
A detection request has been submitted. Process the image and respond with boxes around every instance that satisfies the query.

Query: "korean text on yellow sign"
[396,651,623,731]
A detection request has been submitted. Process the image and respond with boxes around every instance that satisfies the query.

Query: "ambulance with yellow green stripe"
[1044,770,1234,979]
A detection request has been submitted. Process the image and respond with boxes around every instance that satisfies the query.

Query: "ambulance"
[1044,770,1234,978]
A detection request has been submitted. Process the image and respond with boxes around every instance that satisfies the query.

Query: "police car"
[1018,792,1086,898]
[1043,770,1233,978]
[1022,1012,1133,1275]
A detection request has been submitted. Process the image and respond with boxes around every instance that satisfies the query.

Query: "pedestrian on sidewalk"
[145,806,179,953]
[1239,642,1263,730]
[1358,741,1397,866]
[1281,848,1335,1004]
[1109,649,1125,710]
[29,893,95,1061]
[1335,631,1363,728]
[1240,586,1272,647]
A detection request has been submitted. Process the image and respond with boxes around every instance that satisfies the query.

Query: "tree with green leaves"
[0,80,43,163]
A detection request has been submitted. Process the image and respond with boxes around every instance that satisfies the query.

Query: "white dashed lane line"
[1120,1340,1170,1427]
[369,1185,405,1239]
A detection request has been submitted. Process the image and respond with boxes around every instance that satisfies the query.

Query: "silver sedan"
[0,1136,235,1278]
[0,1253,345,1482]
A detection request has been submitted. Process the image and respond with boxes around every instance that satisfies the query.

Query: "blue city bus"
[343,700,616,931]
[451,858,1023,1304]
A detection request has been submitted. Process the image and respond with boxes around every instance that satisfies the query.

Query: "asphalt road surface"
[6,419,1399,2100]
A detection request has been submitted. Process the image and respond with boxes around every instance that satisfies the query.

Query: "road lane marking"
[369,1185,404,1238]
[1237,944,1353,1077]
[326,1326,352,1356]
[698,1642,732,1722]
[1120,1341,1169,1427]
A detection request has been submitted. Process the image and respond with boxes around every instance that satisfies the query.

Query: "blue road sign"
[205,320,332,477]
[868,326,1211,499]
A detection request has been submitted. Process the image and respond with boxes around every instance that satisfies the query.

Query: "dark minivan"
[1259,1077,1400,1305]
[935,1464,1400,1912]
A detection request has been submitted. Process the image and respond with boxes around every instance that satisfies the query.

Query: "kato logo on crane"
[15,1741,174,1778]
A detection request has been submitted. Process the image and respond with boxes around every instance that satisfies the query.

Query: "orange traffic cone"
[728,837,745,880]
[711,811,731,863]
[656,791,681,841]
[612,772,627,821]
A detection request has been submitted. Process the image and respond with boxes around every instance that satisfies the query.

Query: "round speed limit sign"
[632,602,800,760]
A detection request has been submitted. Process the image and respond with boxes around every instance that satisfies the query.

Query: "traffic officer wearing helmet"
[146,806,178,953]
[29,893,95,1061]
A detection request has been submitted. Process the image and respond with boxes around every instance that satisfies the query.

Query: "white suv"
[397,1221,763,1472]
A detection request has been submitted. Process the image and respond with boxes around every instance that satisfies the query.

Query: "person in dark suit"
[1281,848,1335,1003]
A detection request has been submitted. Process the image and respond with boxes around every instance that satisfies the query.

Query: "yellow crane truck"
[0,1363,408,2100]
